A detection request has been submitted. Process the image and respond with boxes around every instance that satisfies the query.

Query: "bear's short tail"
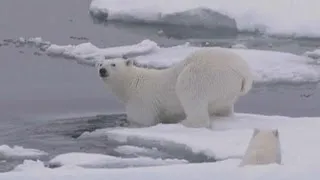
[239,76,253,96]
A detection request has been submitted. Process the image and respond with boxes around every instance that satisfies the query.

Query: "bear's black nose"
[99,68,108,78]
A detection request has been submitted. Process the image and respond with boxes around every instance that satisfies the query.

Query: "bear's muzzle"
[99,68,109,78]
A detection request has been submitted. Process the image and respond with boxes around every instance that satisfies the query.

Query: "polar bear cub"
[239,128,282,167]
[97,47,253,128]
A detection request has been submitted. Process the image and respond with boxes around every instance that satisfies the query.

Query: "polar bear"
[239,129,282,167]
[97,47,253,128]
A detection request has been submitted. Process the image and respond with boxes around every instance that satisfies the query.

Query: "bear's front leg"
[125,103,159,127]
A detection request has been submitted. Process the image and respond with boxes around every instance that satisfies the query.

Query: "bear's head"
[97,57,137,102]
[97,57,135,81]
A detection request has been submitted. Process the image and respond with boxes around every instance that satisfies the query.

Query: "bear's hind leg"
[213,104,234,117]
[217,105,234,116]
[179,98,211,128]
[176,67,211,128]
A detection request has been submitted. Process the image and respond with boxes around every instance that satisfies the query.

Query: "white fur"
[97,47,253,128]
[239,129,282,167]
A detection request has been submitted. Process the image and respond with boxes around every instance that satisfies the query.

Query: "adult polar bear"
[97,47,253,128]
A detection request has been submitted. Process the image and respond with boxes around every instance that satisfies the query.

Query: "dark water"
[1,0,320,172]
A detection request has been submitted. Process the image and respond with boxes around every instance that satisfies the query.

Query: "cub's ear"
[125,59,135,66]
[272,129,279,137]
[252,128,260,137]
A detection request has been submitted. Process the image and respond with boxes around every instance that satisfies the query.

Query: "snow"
[2,160,320,180]
[114,145,163,157]
[21,37,51,48]
[13,160,48,172]
[45,39,159,66]
[1,161,320,180]
[43,39,320,84]
[303,48,320,60]
[79,113,320,165]
[48,152,187,168]
[0,145,48,160]
[2,112,320,179]
[231,43,247,49]
[17,36,320,84]
[2,114,320,178]
[89,0,320,38]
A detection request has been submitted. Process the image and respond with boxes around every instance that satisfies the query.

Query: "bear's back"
[173,47,250,74]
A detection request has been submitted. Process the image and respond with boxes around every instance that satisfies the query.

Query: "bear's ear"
[125,59,135,66]
[272,129,279,137]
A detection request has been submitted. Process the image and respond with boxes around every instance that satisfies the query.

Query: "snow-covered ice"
[42,39,320,84]
[48,152,187,168]
[89,0,320,38]
[2,159,320,180]
[231,43,247,49]
[79,113,320,164]
[114,145,164,157]
[17,36,320,84]
[0,145,48,161]
[13,160,48,172]
[3,113,320,179]
[303,48,320,60]
[46,39,159,66]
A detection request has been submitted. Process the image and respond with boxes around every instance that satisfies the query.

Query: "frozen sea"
[1,0,320,179]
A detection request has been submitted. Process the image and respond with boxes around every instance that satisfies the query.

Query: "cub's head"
[251,128,280,146]
[97,58,135,81]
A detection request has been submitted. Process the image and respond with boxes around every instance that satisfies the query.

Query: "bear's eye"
[99,63,102,67]
[111,63,116,67]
